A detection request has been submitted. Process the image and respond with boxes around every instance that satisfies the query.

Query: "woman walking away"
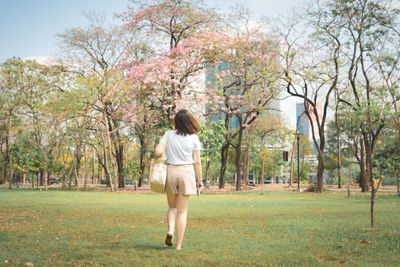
[155,109,202,250]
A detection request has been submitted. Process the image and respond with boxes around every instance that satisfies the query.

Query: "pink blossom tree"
[205,20,282,190]
[121,0,220,122]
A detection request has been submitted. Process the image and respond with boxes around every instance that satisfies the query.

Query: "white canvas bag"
[150,131,170,193]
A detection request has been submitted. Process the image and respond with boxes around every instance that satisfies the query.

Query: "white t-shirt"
[160,130,202,165]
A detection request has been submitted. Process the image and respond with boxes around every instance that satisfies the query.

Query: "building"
[296,103,310,138]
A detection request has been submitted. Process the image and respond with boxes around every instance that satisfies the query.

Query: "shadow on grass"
[85,240,171,252]
[133,243,171,251]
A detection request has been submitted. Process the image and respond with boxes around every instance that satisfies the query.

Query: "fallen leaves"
[25,262,34,267]
[361,240,371,245]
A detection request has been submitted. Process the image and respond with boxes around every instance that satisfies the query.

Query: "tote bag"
[150,131,170,193]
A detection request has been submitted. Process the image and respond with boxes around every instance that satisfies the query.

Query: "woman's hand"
[197,180,203,188]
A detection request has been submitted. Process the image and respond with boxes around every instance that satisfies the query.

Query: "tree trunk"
[316,153,324,192]
[67,163,74,190]
[370,187,376,227]
[148,158,154,185]
[219,143,229,189]
[336,122,342,189]
[205,160,211,183]
[360,139,370,192]
[39,170,44,186]
[102,138,113,191]
[397,174,399,197]
[235,127,244,191]
[74,143,82,190]
[108,113,124,189]
[347,166,352,198]
[98,153,103,185]
[243,133,251,185]
[110,147,119,192]
[138,135,147,187]
[15,172,20,188]
[116,143,125,188]
[43,169,48,191]
[92,151,96,184]
[219,114,232,189]
[22,173,26,184]
[259,136,265,185]
[84,146,88,192]
[73,162,79,191]
[107,139,118,191]
[359,140,365,191]
[335,92,342,188]
[365,138,376,227]
[7,116,13,189]
[289,137,296,187]
[37,172,40,190]
[53,146,61,186]
[103,110,118,191]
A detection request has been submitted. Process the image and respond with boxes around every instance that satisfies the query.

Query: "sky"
[0,0,302,62]
[0,0,302,129]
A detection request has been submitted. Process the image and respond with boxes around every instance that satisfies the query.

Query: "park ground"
[0,189,399,266]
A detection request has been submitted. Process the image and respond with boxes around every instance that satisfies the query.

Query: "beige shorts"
[165,164,196,195]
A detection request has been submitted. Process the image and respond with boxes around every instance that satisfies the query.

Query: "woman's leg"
[166,193,177,235]
[175,194,189,250]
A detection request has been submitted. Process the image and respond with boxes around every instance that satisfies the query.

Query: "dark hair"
[174,109,200,136]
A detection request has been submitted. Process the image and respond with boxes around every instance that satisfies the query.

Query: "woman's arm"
[193,150,202,187]
[154,143,165,157]
[155,131,169,157]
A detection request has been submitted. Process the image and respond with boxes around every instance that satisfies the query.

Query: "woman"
[155,109,202,250]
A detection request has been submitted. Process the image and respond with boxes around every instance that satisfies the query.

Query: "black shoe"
[165,234,173,247]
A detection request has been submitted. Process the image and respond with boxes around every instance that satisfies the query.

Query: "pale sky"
[0,0,303,129]
[0,0,303,62]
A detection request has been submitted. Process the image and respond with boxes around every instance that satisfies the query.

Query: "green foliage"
[373,132,400,184]
[125,146,142,181]
[198,121,225,162]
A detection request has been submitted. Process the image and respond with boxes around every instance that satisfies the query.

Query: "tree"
[57,13,143,190]
[278,3,341,193]
[373,131,400,197]
[325,0,398,227]
[0,58,65,189]
[198,122,225,183]
[325,119,353,186]
[206,9,282,190]
[0,58,28,188]
[334,88,343,188]
[19,60,67,190]
[122,0,219,122]
[123,100,161,187]
[121,1,224,187]
[253,115,287,185]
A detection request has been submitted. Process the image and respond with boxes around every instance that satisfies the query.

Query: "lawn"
[0,189,399,266]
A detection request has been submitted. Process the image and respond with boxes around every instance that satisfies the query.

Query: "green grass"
[0,189,399,266]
